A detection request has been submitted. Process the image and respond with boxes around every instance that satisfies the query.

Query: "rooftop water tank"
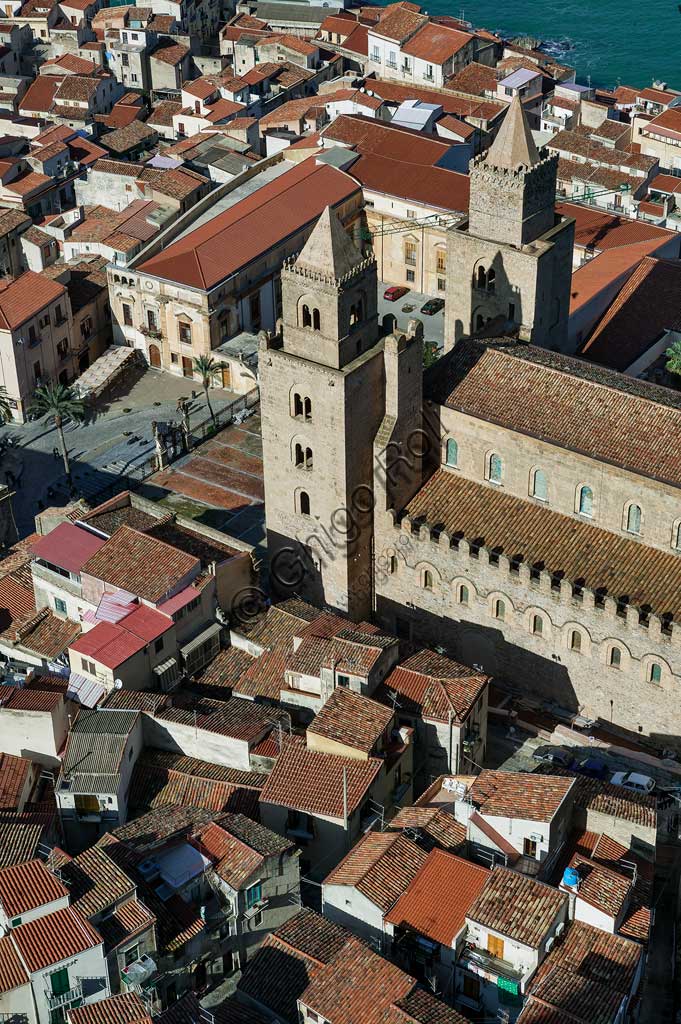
[562,866,580,889]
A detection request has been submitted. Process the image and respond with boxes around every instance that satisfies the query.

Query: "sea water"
[413,0,680,90]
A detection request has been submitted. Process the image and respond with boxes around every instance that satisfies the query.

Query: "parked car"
[532,746,572,768]
[572,756,609,780]
[610,771,656,794]
[384,286,409,302]
[420,297,445,315]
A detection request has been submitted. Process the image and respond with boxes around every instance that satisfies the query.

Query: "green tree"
[192,354,226,425]
[423,342,440,369]
[666,338,681,378]
[30,382,84,480]
[0,386,12,425]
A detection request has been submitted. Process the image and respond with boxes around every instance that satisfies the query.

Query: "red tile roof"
[385,849,488,945]
[69,992,150,1024]
[382,648,487,724]
[0,271,66,332]
[308,687,393,754]
[401,22,472,62]
[581,255,681,371]
[468,866,567,948]
[556,201,674,251]
[0,934,28,993]
[32,522,106,574]
[325,832,427,911]
[643,106,681,139]
[81,525,199,602]
[0,858,68,917]
[12,905,102,971]
[0,754,32,810]
[70,604,172,669]
[469,770,574,823]
[19,74,63,113]
[138,157,361,291]
[259,736,381,818]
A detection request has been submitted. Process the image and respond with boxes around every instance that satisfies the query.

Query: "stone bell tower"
[445,95,574,351]
[260,206,386,620]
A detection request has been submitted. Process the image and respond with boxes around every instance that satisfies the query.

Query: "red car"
[384,285,409,302]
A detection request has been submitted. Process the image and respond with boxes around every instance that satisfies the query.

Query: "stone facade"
[445,97,575,351]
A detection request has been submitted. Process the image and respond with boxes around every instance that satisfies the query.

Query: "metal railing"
[46,982,83,1010]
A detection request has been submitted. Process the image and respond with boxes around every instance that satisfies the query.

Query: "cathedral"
[259,97,681,745]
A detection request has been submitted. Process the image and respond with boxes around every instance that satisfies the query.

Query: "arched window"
[304,397,312,421]
[494,598,505,620]
[299,491,310,516]
[531,614,543,636]
[626,504,642,534]
[673,522,681,550]
[293,393,303,418]
[350,304,359,326]
[648,662,662,684]
[445,439,458,467]
[294,443,304,467]
[475,314,484,331]
[305,447,313,469]
[423,570,433,590]
[389,555,397,575]
[312,308,321,331]
[488,453,503,484]
[487,268,496,293]
[302,304,311,328]
[458,584,469,605]
[570,630,582,653]
[476,266,486,290]
[578,486,593,517]
[531,468,548,502]
[609,646,621,668]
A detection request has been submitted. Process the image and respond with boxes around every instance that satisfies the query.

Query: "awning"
[74,346,139,400]
[66,672,106,708]
[180,622,222,658]
[153,657,179,691]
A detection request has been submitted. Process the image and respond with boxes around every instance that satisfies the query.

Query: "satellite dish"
[114,679,123,689]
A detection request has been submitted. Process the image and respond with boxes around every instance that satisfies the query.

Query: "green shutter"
[50,968,70,996]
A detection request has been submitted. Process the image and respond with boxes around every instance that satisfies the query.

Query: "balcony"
[46,982,83,1010]
[458,945,523,989]
[138,324,162,339]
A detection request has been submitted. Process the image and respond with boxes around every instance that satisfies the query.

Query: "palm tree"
[0,386,12,425]
[192,354,226,425]
[666,339,681,378]
[30,382,84,480]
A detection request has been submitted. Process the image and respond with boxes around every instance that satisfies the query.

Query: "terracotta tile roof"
[467,865,567,948]
[234,645,285,700]
[128,749,264,818]
[101,120,157,154]
[92,158,145,176]
[0,686,63,712]
[0,934,28,993]
[325,831,427,911]
[43,52,97,74]
[468,770,574,823]
[381,648,487,725]
[428,335,681,485]
[259,736,381,818]
[388,805,466,852]
[12,905,102,971]
[148,100,182,126]
[556,201,673,251]
[196,820,264,888]
[238,599,319,647]
[341,23,368,55]
[259,96,326,127]
[549,126,656,173]
[385,848,488,945]
[261,32,318,55]
[69,992,150,1024]
[199,646,256,693]
[402,22,471,62]
[322,114,470,212]
[0,858,67,917]
[61,844,136,917]
[155,694,275,743]
[19,74,63,113]
[0,812,56,868]
[137,165,209,201]
[96,897,156,953]
[0,270,66,331]
[568,852,632,919]
[392,988,470,1024]
[238,924,333,1022]
[54,75,99,103]
[529,919,642,1018]
[372,4,427,42]
[542,768,658,829]
[299,934,413,1024]
[138,157,360,290]
[0,209,31,235]
[581,256,681,371]
[82,525,199,602]
[308,687,393,754]
[151,39,188,64]
[0,753,32,811]
[372,76,504,121]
